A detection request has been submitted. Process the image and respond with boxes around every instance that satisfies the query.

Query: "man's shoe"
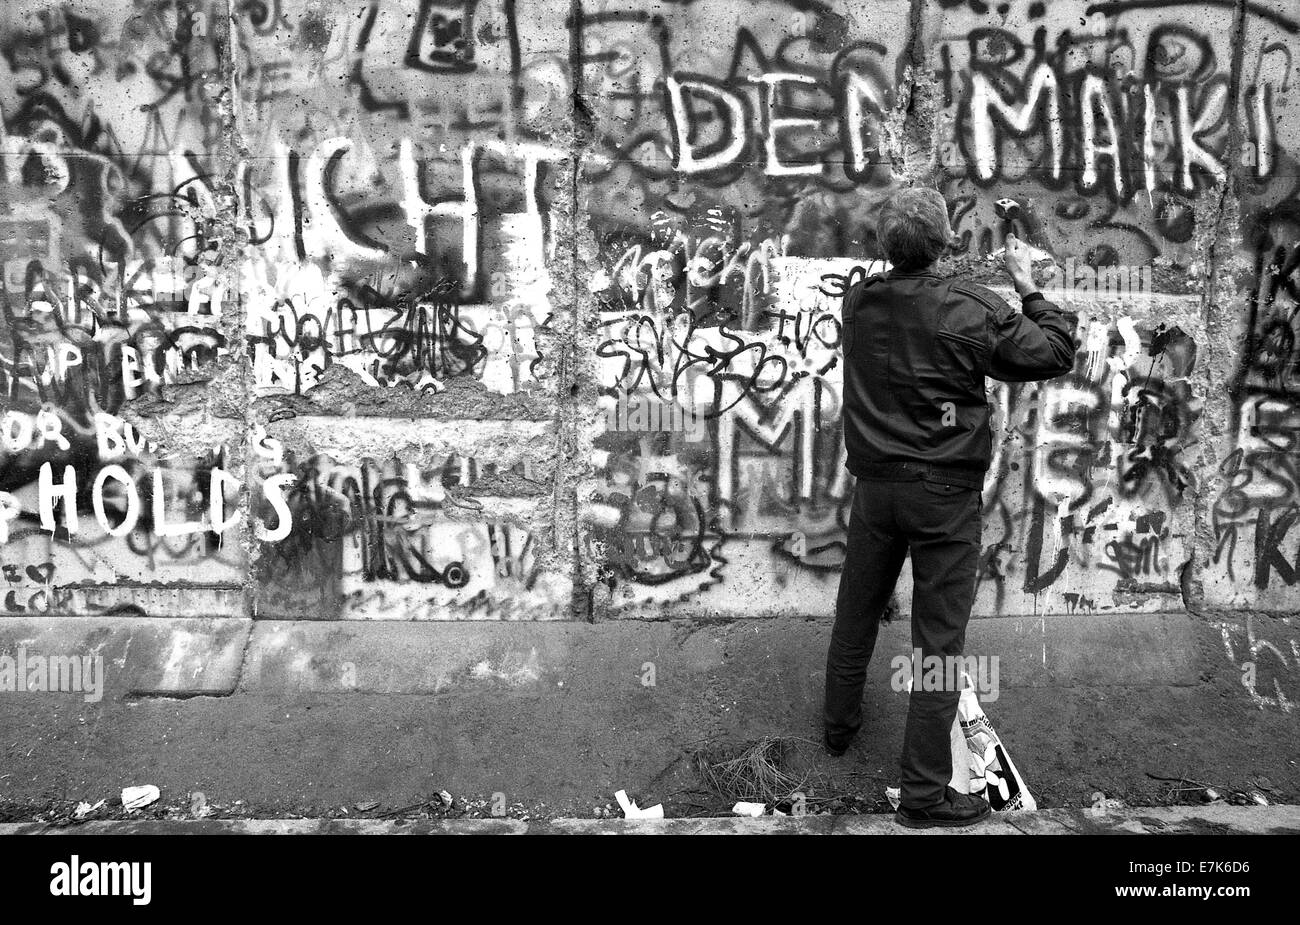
[823,730,852,757]
[894,787,991,829]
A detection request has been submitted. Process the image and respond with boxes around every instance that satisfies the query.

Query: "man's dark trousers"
[823,471,982,809]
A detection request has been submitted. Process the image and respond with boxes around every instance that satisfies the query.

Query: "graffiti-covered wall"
[0,0,1296,621]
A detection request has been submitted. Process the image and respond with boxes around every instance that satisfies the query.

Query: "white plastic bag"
[950,683,1037,811]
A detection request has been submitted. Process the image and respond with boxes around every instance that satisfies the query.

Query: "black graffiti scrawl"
[0,0,1295,623]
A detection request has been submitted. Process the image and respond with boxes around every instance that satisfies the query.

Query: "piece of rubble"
[614,789,663,820]
[121,785,160,811]
[74,799,105,819]
[1090,793,1126,813]
[189,792,212,818]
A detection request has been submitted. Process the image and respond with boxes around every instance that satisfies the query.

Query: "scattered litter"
[614,790,663,820]
[121,785,159,811]
[1249,791,1269,806]
[771,808,787,817]
[1145,772,1236,805]
[439,790,454,807]
[731,801,766,817]
[189,792,212,819]
[354,800,380,812]
[885,787,901,812]
[74,800,105,819]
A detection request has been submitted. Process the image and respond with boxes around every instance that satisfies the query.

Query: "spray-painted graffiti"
[1211,204,1300,606]
[0,408,256,616]
[1213,614,1299,712]
[235,134,564,396]
[587,256,1203,615]
[1,1,244,608]
[255,449,570,619]
[940,6,1290,262]
[0,0,1297,626]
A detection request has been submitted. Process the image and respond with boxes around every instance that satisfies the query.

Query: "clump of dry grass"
[694,736,824,805]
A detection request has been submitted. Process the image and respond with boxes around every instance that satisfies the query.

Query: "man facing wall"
[823,187,1078,828]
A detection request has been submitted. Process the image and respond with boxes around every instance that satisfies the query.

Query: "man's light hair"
[876,187,953,271]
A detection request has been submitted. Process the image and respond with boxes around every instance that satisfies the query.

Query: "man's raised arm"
[987,234,1078,382]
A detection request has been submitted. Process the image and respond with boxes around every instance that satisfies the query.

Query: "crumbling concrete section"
[1,1,1299,775]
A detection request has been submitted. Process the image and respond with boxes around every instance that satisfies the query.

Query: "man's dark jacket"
[839,267,1078,481]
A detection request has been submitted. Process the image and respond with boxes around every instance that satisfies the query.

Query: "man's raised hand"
[1003,233,1036,297]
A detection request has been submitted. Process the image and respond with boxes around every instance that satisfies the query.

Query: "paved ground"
[1,611,1297,821]
[3,805,1298,835]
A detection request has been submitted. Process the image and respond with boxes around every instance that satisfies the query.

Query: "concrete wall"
[0,0,1296,627]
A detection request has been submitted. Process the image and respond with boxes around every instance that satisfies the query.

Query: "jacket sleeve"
[839,280,860,358]
[984,291,1078,382]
